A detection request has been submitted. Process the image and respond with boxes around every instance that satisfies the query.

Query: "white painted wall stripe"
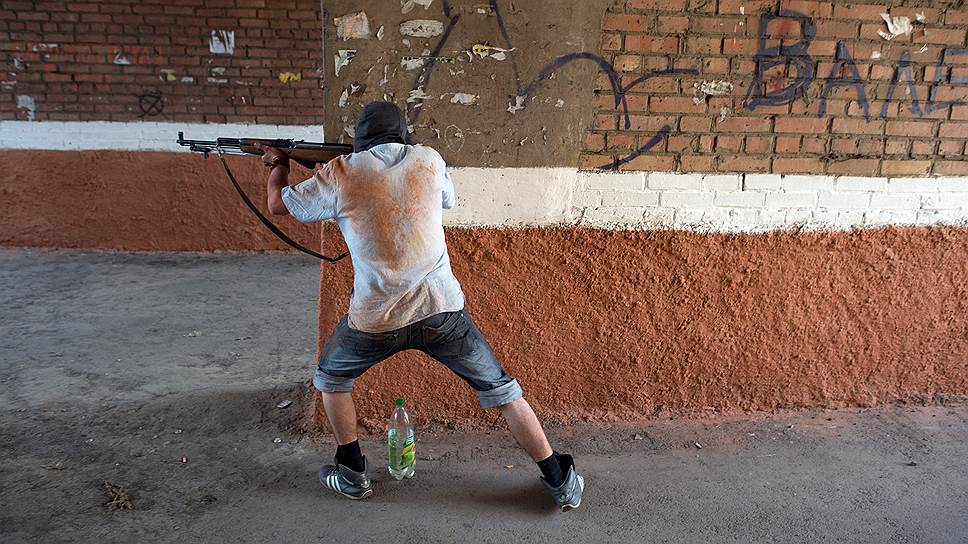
[0,120,325,152]
[444,170,968,231]
[2,120,968,232]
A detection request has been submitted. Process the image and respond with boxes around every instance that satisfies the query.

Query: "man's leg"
[314,316,401,499]
[417,310,584,510]
[322,391,360,445]
[500,397,552,461]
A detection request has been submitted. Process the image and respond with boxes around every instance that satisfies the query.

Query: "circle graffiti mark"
[138,91,164,117]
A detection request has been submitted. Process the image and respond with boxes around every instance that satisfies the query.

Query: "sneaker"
[541,453,584,512]
[319,456,373,500]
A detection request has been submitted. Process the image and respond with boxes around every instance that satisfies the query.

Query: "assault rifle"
[176,132,354,169]
[176,132,354,263]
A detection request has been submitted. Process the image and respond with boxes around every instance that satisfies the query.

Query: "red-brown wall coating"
[0,150,323,252]
[314,226,968,429]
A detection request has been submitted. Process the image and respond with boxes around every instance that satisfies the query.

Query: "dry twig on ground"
[103,481,133,510]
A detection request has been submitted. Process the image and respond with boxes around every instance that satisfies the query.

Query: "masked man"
[261,102,584,511]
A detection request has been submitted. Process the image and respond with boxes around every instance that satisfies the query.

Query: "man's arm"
[260,144,291,216]
[442,170,456,210]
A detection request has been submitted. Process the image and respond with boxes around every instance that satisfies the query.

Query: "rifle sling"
[218,156,350,264]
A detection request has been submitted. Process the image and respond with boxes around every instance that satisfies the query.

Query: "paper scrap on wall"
[209,30,235,55]
[450,93,478,105]
[400,19,444,38]
[877,13,913,41]
[335,50,356,76]
[336,11,371,40]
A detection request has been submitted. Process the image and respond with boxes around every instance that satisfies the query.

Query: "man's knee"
[477,379,523,409]
[314,367,356,393]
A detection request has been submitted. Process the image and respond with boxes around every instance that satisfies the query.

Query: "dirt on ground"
[1,249,967,544]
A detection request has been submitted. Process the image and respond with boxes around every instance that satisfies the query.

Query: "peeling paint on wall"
[335,50,356,76]
[450,93,478,105]
[401,0,433,13]
[878,13,913,41]
[399,19,444,38]
[407,87,433,103]
[112,50,131,65]
[697,80,733,96]
[335,11,371,40]
[209,30,235,55]
[16,95,36,121]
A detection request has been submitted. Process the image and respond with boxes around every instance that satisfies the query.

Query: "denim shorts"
[313,310,523,409]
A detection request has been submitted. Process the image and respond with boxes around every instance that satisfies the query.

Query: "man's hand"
[259,144,291,216]
[256,144,290,170]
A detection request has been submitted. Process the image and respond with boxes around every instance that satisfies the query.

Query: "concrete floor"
[1,249,966,544]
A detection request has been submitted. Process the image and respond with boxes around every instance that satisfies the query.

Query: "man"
[260,101,584,511]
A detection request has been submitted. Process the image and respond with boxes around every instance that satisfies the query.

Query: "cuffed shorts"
[313,310,523,409]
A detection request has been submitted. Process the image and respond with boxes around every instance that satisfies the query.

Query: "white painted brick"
[834,211,865,228]
[580,206,645,225]
[660,191,714,208]
[916,210,946,225]
[701,174,740,191]
[759,209,788,228]
[870,193,921,210]
[674,209,707,226]
[835,176,888,191]
[932,212,963,225]
[765,192,817,208]
[602,190,660,207]
[446,168,572,226]
[922,193,968,210]
[890,210,919,225]
[725,209,762,230]
[886,178,939,193]
[812,210,839,226]
[785,209,813,224]
[648,172,703,190]
[0,120,326,151]
[938,179,968,192]
[781,175,834,191]
[743,174,781,190]
[864,211,895,226]
[923,210,968,224]
[582,172,645,191]
[817,192,871,210]
[701,208,730,227]
[715,191,766,208]
[571,190,603,208]
[641,208,677,225]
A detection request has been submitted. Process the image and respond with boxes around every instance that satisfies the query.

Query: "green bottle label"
[389,430,415,470]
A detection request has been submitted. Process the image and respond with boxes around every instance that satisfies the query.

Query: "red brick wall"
[0,0,324,124]
[582,0,968,176]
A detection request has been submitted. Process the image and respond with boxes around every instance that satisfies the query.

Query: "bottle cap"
[395,398,404,407]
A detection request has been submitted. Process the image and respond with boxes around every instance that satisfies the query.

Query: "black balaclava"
[354,101,409,152]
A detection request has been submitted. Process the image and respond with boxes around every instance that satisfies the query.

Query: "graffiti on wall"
[743,11,966,118]
[399,0,697,170]
[367,2,966,169]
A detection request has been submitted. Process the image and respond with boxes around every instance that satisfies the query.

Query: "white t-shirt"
[282,143,465,333]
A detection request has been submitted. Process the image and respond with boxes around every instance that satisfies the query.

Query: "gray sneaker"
[319,456,373,500]
[541,454,584,512]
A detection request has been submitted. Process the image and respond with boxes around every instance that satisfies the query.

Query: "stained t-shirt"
[281,143,464,333]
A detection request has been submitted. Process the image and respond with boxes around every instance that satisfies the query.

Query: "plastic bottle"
[387,398,416,480]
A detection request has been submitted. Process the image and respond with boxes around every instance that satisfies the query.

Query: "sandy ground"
[1,249,966,544]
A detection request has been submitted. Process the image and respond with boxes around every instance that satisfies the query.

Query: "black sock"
[336,440,365,472]
[537,452,564,487]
